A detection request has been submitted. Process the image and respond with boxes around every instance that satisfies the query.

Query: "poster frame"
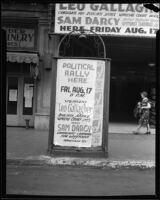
[48,56,111,157]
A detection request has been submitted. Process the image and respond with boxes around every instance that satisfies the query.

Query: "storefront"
[2,5,49,128]
[3,21,38,127]
[6,54,39,127]
[2,3,158,129]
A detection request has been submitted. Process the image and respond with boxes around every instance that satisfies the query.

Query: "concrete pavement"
[7,165,155,196]
[6,123,155,169]
[109,122,155,134]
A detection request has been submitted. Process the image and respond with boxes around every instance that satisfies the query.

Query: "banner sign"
[55,4,159,37]
[4,27,35,49]
[54,59,105,147]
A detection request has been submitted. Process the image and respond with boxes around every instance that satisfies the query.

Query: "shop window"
[7,62,30,74]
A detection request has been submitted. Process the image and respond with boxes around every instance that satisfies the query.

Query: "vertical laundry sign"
[54,59,105,147]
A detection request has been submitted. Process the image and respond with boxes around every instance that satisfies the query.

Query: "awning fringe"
[7,52,39,64]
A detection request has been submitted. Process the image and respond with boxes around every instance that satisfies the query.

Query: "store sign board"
[55,4,159,37]
[54,59,105,147]
[4,27,35,49]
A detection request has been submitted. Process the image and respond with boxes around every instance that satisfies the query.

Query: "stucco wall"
[35,24,59,130]
[34,113,50,130]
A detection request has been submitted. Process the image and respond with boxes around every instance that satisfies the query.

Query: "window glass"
[7,62,30,74]
[7,77,18,114]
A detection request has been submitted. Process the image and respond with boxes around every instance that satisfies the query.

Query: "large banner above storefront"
[55,4,159,37]
[54,59,105,147]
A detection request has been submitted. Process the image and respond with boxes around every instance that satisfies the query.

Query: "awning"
[7,52,39,64]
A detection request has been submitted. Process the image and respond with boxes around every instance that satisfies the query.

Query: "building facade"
[2,3,54,129]
[2,3,157,129]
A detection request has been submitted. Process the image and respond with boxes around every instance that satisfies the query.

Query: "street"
[7,165,155,196]
[6,127,155,196]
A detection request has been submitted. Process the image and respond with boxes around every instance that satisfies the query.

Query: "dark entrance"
[59,35,156,123]
[6,62,35,127]
[105,37,156,123]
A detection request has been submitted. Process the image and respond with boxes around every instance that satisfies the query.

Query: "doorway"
[7,75,35,127]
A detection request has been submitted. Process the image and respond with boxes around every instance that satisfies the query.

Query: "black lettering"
[110,4,117,11]
[99,4,109,11]
[135,4,144,12]
[72,26,79,31]
[126,4,134,12]
[95,27,101,32]
[20,29,25,34]
[28,34,33,42]
[9,34,16,41]
[68,4,76,10]
[58,16,64,24]
[60,26,67,31]
[72,17,81,24]
[21,34,27,41]
[90,4,99,11]
[125,27,131,33]
[77,4,85,11]
[59,4,67,10]
[118,4,125,12]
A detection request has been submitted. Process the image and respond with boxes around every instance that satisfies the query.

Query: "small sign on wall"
[24,84,33,108]
[25,98,32,108]
[4,27,35,49]
[9,89,17,102]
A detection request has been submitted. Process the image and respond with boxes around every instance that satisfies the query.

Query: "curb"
[7,155,155,169]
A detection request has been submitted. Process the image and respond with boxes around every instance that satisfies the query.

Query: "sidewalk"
[109,122,155,134]
[6,123,155,169]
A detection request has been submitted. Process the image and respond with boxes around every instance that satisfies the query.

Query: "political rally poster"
[55,4,159,37]
[54,59,105,147]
